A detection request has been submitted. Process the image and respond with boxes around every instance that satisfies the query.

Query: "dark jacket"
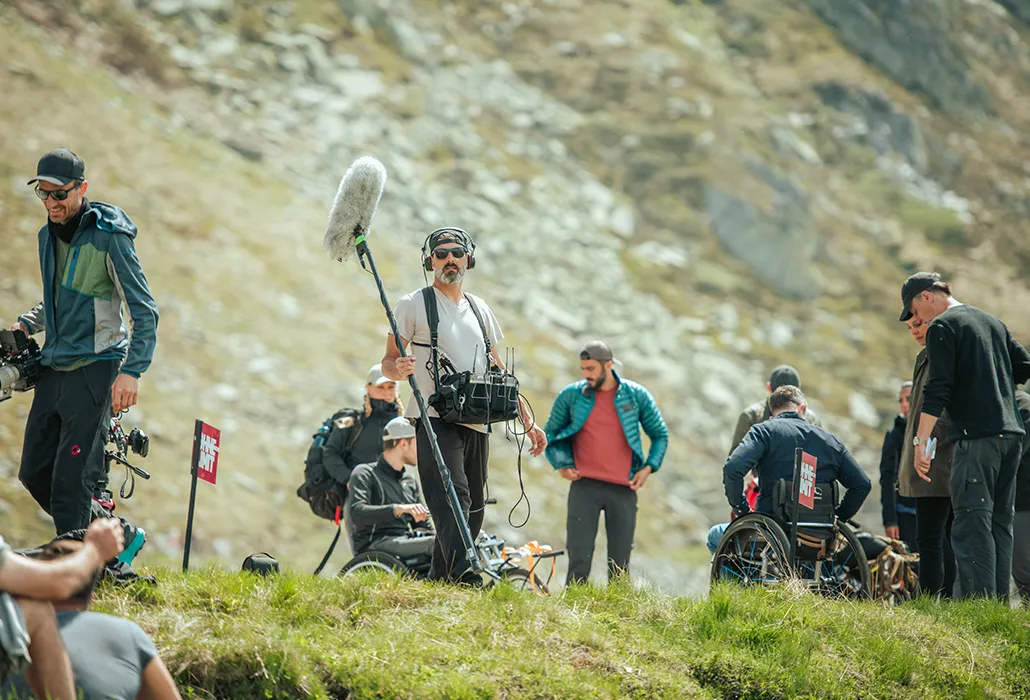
[879,414,915,526]
[1016,390,1030,512]
[729,399,822,456]
[921,305,1030,440]
[723,411,871,522]
[345,458,426,553]
[899,348,954,498]
[19,201,158,377]
[322,400,399,484]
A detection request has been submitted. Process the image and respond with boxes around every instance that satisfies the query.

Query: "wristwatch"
[912,436,922,446]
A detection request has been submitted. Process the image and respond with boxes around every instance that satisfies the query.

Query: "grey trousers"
[1013,510,1030,601]
[565,477,638,585]
[950,435,1020,600]
[368,533,436,560]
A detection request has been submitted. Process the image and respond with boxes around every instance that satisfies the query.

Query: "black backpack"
[297,408,363,521]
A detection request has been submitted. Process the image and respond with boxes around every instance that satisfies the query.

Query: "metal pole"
[355,235,482,573]
[788,447,802,573]
[182,419,203,572]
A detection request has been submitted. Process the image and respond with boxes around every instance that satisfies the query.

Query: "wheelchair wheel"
[813,523,870,599]
[711,514,791,588]
[339,550,408,578]
[497,567,550,596]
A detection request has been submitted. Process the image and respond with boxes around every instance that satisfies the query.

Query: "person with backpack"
[296,364,402,523]
[382,227,546,585]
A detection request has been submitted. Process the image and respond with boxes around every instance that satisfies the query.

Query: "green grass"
[91,568,1030,699]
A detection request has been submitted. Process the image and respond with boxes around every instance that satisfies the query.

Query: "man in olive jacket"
[898,314,956,598]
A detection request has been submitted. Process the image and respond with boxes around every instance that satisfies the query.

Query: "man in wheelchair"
[708,386,872,554]
[345,417,435,560]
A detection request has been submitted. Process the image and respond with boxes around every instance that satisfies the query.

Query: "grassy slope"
[94,568,1030,699]
[0,11,404,563]
[0,7,679,583]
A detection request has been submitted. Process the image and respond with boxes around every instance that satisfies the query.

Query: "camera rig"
[95,415,151,509]
[0,329,43,402]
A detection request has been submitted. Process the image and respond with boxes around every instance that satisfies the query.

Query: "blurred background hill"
[2,0,1029,593]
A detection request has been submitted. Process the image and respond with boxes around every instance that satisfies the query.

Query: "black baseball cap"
[580,340,616,363]
[769,365,801,391]
[898,272,942,322]
[27,148,85,186]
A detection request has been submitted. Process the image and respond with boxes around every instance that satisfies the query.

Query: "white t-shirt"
[393,287,503,434]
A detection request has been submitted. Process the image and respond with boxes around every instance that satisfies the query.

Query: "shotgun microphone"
[323,156,387,263]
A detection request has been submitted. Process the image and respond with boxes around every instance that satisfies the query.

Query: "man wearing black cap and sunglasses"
[6,149,159,537]
[900,271,1030,599]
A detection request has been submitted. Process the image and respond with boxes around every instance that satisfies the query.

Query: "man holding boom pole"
[382,228,546,585]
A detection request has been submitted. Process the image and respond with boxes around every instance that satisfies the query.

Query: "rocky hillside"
[2,0,1029,593]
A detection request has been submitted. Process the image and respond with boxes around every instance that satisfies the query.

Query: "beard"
[589,368,608,390]
[436,265,465,284]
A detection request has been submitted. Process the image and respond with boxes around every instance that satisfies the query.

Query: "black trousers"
[18,362,118,535]
[915,496,956,598]
[950,435,1020,600]
[897,511,918,555]
[416,418,488,581]
[1013,510,1030,601]
[565,477,638,585]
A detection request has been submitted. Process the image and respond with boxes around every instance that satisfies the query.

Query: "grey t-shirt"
[393,287,503,434]
[1,610,158,700]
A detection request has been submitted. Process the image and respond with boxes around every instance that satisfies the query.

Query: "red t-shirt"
[572,388,634,485]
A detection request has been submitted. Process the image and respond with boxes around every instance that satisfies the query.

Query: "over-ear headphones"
[421,227,476,272]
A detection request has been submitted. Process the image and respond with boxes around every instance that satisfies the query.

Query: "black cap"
[769,365,801,392]
[27,148,85,186]
[898,272,941,322]
[580,340,615,363]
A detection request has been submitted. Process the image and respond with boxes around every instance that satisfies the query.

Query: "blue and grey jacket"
[19,201,158,377]
[543,372,669,478]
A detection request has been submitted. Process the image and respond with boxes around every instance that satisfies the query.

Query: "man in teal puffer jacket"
[544,341,668,585]
[8,149,158,536]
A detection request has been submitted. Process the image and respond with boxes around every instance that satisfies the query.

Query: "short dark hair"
[28,540,100,605]
[382,437,409,452]
[769,385,805,413]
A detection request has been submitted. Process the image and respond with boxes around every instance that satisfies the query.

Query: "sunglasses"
[433,247,467,260]
[34,183,80,201]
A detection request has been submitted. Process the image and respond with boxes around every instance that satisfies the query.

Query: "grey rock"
[848,392,881,428]
[996,0,1030,24]
[188,0,229,13]
[278,50,308,74]
[704,161,820,300]
[814,81,927,172]
[770,125,822,165]
[204,33,239,60]
[803,0,993,117]
[149,0,184,17]
[223,137,263,162]
[298,22,338,42]
[387,17,430,65]
[552,41,578,56]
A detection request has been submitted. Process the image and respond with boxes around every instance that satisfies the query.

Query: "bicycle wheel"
[498,567,550,595]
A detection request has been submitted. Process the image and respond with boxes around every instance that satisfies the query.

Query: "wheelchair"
[710,479,871,599]
[339,523,562,596]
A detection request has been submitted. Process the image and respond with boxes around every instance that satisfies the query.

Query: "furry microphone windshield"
[322,156,388,262]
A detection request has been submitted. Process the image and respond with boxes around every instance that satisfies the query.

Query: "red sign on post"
[798,451,817,510]
[196,422,220,485]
